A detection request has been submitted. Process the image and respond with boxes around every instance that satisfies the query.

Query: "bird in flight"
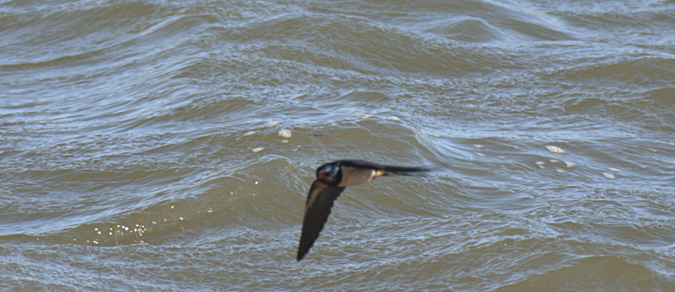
[297,159,431,261]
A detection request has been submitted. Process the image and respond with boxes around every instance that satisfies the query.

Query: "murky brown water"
[1,0,674,291]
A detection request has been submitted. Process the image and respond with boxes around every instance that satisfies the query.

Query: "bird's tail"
[381,165,432,176]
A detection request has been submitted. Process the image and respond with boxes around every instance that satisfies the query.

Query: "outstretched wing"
[297,180,345,261]
[338,159,432,176]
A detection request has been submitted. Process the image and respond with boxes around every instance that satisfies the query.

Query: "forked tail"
[381,165,432,176]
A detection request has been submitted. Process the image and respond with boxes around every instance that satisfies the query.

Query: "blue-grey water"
[1,0,674,291]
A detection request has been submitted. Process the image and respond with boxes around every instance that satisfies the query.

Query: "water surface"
[1,0,674,291]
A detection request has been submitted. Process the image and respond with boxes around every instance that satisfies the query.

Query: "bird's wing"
[338,159,431,176]
[297,180,346,261]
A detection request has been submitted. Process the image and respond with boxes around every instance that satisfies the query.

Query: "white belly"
[337,167,375,187]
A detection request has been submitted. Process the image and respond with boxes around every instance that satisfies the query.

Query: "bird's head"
[316,163,341,186]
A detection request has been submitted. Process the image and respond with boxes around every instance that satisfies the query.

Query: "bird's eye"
[316,164,336,178]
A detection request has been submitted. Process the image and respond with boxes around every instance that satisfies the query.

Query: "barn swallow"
[297,159,431,261]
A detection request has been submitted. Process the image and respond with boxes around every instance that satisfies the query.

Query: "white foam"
[278,129,292,138]
[546,145,565,154]
[352,113,372,119]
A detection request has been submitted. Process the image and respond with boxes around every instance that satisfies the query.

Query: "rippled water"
[1,0,674,291]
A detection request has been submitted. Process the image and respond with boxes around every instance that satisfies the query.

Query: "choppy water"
[1,0,674,291]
